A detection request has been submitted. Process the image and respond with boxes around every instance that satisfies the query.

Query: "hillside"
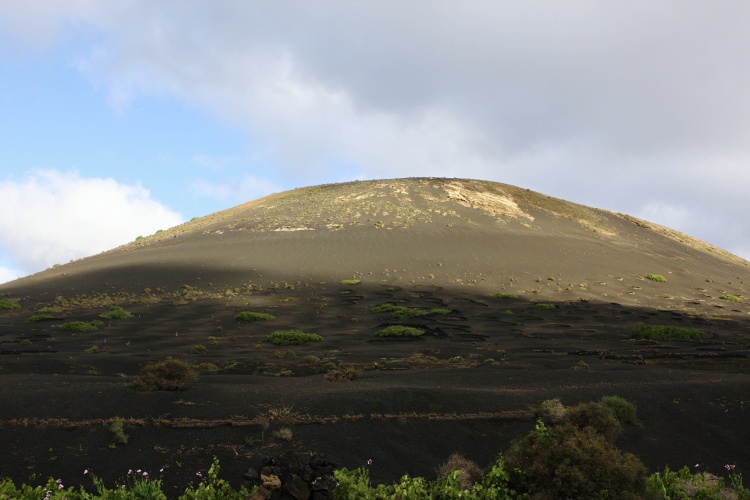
[1,178,749,495]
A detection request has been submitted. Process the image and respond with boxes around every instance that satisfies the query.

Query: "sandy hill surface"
[1,177,749,494]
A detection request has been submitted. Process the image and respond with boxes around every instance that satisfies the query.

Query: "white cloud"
[0,170,183,275]
[0,266,23,285]
[2,2,750,257]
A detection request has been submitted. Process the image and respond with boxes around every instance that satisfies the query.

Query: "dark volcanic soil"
[1,178,749,495]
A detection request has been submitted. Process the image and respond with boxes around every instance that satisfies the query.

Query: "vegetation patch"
[339,279,361,285]
[190,344,208,355]
[532,303,556,310]
[719,294,743,303]
[99,306,133,319]
[235,311,276,322]
[375,325,425,337]
[645,274,667,282]
[599,395,638,424]
[267,330,323,346]
[490,292,518,299]
[132,358,198,391]
[370,303,450,319]
[27,314,54,323]
[0,299,20,310]
[193,362,219,373]
[631,325,710,341]
[60,320,103,333]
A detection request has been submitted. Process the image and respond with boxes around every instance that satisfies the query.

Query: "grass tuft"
[132,358,198,391]
[719,294,743,303]
[490,293,518,299]
[645,274,667,282]
[0,299,21,310]
[99,306,133,319]
[339,279,361,285]
[60,320,103,332]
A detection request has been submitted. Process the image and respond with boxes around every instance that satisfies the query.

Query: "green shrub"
[340,279,361,285]
[99,306,132,319]
[235,311,276,322]
[532,303,556,310]
[132,358,198,391]
[374,326,425,337]
[324,365,362,382]
[60,320,103,332]
[190,344,208,355]
[646,274,667,282]
[491,292,518,299]
[631,325,710,341]
[267,330,323,346]
[27,314,54,323]
[436,454,483,491]
[193,362,219,373]
[600,396,638,424]
[535,398,567,424]
[370,304,449,319]
[565,402,623,443]
[0,299,20,310]
[85,346,99,354]
[719,294,743,303]
[504,421,647,498]
[646,465,749,499]
[109,417,128,445]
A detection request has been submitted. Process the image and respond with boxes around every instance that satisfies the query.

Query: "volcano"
[1,178,749,493]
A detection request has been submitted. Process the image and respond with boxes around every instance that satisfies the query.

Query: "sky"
[1,1,750,284]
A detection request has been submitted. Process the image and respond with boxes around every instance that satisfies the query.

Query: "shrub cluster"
[235,311,276,322]
[99,306,133,319]
[267,330,323,346]
[370,303,450,319]
[374,325,425,337]
[60,320,103,333]
[645,274,667,282]
[132,358,198,391]
[719,294,743,303]
[0,299,21,310]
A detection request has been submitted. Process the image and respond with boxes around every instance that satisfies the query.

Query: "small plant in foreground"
[646,274,667,282]
[631,325,710,341]
[235,311,276,322]
[374,325,425,337]
[99,306,132,319]
[267,330,323,346]
[0,299,20,310]
[132,358,198,391]
[720,294,744,303]
[60,320,103,333]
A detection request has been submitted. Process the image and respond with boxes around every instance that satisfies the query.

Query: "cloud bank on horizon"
[1,1,750,283]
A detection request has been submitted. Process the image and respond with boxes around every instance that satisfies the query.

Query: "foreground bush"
[0,299,21,310]
[504,420,647,498]
[132,358,198,391]
[0,457,252,499]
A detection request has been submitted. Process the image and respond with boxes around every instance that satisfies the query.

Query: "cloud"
[2,2,750,256]
[0,170,183,276]
[0,266,23,285]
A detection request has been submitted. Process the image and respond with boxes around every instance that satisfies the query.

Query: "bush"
[99,306,133,319]
[565,402,623,443]
[132,358,198,391]
[491,293,518,299]
[0,299,20,310]
[60,320,103,332]
[646,274,667,282]
[600,395,638,424]
[631,325,710,341]
[340,279,361,285]
[719,294,743,303]
[504,421,647,498]
[190,344,208,355]
[535,398,567,424]
[272,427,293,441]
[324,365,362,382]
[374,326,425,337]
[267,330,323,346]
[235,311,276,322]
[27,314,54,323]
[109,417,128,445]
[532,303,556,310]
[436,454,483,491]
